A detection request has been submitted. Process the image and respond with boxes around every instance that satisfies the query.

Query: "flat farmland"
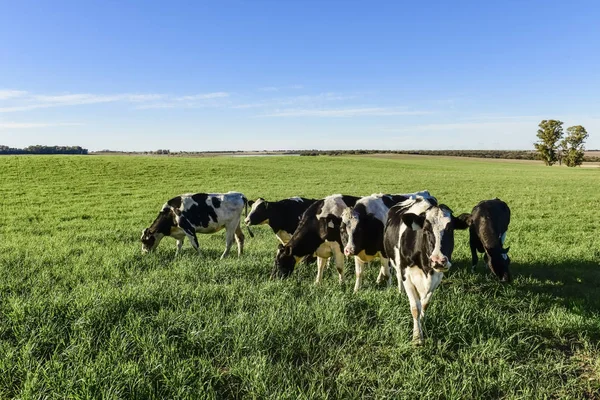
[0,155,599,399]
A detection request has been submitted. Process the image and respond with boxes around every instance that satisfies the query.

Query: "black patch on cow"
[381,195,408,209]
[341,195,360,208]
[166,196,182,209]
[248,197,317,238]
[148,208,176,236]
[186,193,219,228]
[211,197,221,208]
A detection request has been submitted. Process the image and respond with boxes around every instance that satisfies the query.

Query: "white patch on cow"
[316,194,348,220]
[290,197,303,202]
[327,221,334,228]
[245,198,269,225]
[313,240,345,284]
[275,230,292,244]
[425,207,452,268]
[180,195,199,212]
[405,265,444,298]
[501,253,508,260]
[500,231,507,245]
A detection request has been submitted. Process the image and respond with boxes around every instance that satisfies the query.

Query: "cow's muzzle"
[344,246,355,256]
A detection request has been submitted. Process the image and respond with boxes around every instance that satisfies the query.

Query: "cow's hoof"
[412,337,424,346]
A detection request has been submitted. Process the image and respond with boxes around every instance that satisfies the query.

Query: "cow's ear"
[248,200,255,207]
[453,214,470,230]
[402,213,425,231]
[457,213,472,226]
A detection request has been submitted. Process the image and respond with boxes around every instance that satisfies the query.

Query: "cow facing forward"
[141,192,248,259]
[458,198,511,282]
[244,197,317,244]
[384,196,468,344]
[340,191,433,293]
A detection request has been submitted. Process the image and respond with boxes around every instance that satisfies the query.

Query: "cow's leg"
[220,226,236,260]
[333,245,344,284]
[234,224,245,257]
[186,232,201,255]
[470,233,479,273]
[315,256,327,284]
[420,292,434,319]
[353,257,366,293]
[403,276,423,344]
[376,257,391,286]
[175,239,184,257]
[392,248,404,293]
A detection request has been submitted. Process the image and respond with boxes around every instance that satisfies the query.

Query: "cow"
[340,191,433,293]
[141,192,249,259]
[383,196,469,344]
[272,194,360,283]
[244,197,318,244]
[458,198,511,282]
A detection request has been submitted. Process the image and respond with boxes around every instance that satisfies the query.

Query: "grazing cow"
[141,192,248,259]
[273,194,360,282]
[244,197,318,244]
[384,196,468,344]
[341,191,434,292]
[458,198,511,282]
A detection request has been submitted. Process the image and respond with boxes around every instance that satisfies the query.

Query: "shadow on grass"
[513,259,600,313]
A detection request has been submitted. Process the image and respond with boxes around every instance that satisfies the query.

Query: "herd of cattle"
[141,191,511,344]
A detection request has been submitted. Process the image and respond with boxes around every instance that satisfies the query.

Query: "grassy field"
[0,154,599,399]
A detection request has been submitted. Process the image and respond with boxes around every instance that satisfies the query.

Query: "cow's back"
[471,199,510,248]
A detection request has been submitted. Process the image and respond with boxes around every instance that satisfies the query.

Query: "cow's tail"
[242,195,255,238]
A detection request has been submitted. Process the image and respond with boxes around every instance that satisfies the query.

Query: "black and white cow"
[272,194,360,283]
[244,197,318,244]
[458,198,511,282]
[384,196,469,344]
[141,192,249,259]
[340,191,433,292]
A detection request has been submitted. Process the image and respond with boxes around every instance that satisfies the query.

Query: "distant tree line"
[0,145,88,155]
[534,120,590,166]
[299,149,600,162]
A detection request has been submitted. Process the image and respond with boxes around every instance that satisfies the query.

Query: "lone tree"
[534,120,564,166]
[562,125,588,167]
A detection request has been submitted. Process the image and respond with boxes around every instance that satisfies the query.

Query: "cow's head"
[340,208,365,256]
[487,247,511,282]
[141,208,175,253]
[245,198,269,226]
[272,243,298,279]
[140,228,164,253]
[402,205,469,272]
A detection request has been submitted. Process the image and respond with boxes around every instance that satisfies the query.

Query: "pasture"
[0,154,599,399]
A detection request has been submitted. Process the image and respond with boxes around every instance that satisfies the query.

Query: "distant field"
[0,155,599,399]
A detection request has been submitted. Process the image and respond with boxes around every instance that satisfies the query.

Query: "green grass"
[0,154,599,399]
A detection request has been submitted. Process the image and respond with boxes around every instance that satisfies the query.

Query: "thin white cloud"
[258,85,304,92]
[0,90,28,100]
[0,90,229,113]
[260,107,430,118]
[0,122,83,129]
[174,92,229,101]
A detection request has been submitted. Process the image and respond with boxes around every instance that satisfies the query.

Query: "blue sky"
[1,0,599,151]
